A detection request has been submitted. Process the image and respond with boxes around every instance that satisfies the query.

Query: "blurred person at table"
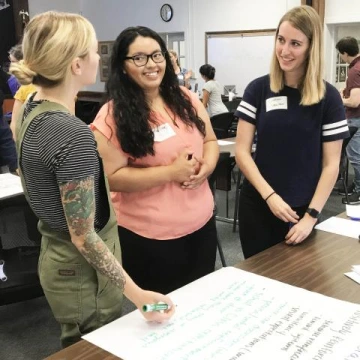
[10,12,174,348]
[199,64,229,118]
[0,88,17,173]
[92,26,219,294]
[168,49,192,89]
[335,36,360,204]
[235,5,349,258]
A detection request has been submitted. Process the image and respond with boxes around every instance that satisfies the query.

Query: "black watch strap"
[306,207,320,219]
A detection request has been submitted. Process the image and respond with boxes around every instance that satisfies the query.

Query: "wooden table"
[45,226,360,359]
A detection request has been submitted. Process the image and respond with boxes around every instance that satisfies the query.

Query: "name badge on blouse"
[266,96,288,112]
[153,123,176,142]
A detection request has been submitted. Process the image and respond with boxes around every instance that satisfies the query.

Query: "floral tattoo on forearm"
[59,176,126,290]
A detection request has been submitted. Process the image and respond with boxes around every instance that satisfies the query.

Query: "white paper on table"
[83,267,360,360]
[345,271,360,285]
[217,140,235,146]
[0,173,23,199]
[315,216,360,239]
[352,265,360,276]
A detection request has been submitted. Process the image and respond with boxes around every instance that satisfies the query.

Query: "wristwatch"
[306,208,320,219]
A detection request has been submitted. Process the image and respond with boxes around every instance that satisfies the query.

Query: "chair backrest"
[224,99,241,113]
[210,112,235,139]
[208,152,231,194]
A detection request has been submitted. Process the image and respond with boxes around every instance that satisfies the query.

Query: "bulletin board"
[206,30,276,97]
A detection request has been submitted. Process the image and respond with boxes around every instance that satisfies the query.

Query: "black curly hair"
[105,26,206,158]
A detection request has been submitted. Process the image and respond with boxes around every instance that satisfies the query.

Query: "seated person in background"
[199,64,229,118]
[168,49,192,89]
[0,89,17,173]
[7,44,23,96]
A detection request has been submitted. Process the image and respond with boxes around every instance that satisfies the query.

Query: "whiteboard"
[207,31,276,97]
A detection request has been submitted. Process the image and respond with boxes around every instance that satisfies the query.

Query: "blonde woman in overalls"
[10,11,174,348]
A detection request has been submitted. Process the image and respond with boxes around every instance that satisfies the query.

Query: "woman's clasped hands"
[170,149,211,189]
[266,192,315,245]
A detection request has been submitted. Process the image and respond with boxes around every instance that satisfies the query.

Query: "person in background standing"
[168,49,192,89]
[0,88,17,173]
[199,64,229,118]
[235,5,349,258]
[336,36,360,204]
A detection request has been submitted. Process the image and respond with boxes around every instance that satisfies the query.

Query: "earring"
[123,70,126,74]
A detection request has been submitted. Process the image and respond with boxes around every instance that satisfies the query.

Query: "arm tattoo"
[59,176,126,290]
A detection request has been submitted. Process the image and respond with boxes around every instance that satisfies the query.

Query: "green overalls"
[15,102,123,348]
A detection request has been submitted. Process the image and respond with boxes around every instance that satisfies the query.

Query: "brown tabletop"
[45,225,360,360]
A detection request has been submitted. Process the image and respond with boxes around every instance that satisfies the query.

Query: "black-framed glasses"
[124,51,166,67]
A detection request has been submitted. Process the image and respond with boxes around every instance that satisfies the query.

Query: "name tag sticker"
[266,96,288,112]
[153,123,176,142]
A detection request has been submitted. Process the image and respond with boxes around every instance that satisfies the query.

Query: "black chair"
[210,112,235,139]
[208,152,233,267]
[0,194,43,305]
[224,99,241,113]
[340,126,358,203]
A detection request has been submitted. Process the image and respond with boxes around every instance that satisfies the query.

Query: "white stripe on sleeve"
[322,119,348,130]
[322,125,349,137]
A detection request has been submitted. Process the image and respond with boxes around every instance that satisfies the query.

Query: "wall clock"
[160,4,173,22]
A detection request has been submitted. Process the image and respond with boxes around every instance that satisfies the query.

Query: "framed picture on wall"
[98,41,114,82]
[339,66,347,82]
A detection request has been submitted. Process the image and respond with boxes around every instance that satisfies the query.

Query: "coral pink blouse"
[91,91,214,240]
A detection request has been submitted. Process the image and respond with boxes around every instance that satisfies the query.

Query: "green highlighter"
[142,303,171,312]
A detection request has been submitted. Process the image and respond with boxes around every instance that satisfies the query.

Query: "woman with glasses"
[92,26,219,294]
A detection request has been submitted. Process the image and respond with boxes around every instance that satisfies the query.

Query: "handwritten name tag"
[266,96,288,112]
[153,123,176,142]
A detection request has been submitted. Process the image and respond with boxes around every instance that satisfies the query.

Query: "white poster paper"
[83,267,360,360]
[0,173,23,199]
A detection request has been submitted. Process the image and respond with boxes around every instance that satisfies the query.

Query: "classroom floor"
[0,168,348,360]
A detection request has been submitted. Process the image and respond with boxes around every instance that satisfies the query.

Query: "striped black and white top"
[234,75,349,207]
[19,96,109,234]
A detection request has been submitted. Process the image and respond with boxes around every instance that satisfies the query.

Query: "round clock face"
[160,4,173,22]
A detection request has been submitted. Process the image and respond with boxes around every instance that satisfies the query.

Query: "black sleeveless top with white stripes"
[19,96,109,234]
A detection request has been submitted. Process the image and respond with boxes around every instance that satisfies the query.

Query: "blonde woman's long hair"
[10,11,96,88]
[270,5,325,105]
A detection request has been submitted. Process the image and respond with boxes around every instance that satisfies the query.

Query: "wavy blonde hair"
[10,11,96,87]
[270,5,324,105]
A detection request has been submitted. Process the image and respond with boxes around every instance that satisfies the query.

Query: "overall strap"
[15,101,70,205]
[15,101,70,156]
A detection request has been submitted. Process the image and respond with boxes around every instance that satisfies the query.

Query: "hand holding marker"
[143,302,172,312]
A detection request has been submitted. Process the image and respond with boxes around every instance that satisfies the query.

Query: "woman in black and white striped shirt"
[10,11,174,348]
